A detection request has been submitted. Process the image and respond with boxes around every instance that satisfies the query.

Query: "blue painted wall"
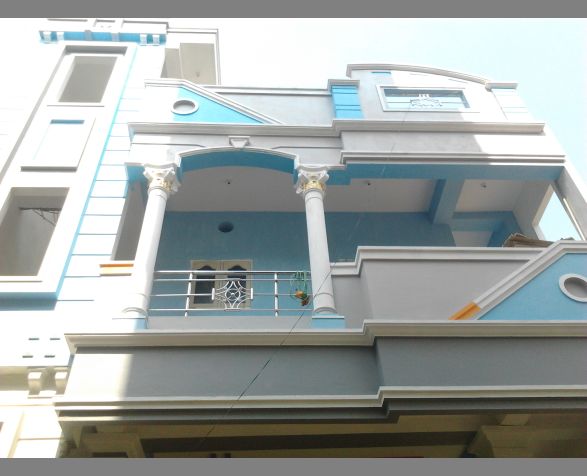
[480,253,587,321]
[329,85,363,119]
[172,87,263,124]
[325,212,455,260]
[151,211,455,316]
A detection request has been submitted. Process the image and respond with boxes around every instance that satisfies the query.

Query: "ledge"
[54,385,587,413]
[64,321,587,352]
[128,118,547,138]
[331,246,542,276]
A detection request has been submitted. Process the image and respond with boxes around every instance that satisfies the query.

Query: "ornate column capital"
[295,166,330,196]
[143,164,180,195]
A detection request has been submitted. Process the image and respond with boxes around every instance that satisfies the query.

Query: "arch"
[177,147,298,177]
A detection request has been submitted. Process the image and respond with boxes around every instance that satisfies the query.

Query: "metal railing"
[149,269,313,317]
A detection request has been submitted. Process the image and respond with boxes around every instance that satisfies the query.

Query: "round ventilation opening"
[218,222,234,233]
[559,274,587,302]
[172,99,199,115]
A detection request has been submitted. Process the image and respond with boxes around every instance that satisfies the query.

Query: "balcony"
[150,269,313,317]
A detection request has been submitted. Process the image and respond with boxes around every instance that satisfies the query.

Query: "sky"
[1,18,585,239]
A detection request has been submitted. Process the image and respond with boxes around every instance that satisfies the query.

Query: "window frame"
[377,86,472,113]
[45,46,126,108]
[188,259,252,310]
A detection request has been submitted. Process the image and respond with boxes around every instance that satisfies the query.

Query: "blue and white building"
[0,18,586,458]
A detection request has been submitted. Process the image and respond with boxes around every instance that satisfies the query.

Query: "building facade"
[0,18,586,458]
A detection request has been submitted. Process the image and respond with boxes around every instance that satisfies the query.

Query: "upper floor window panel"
[58,55,118,103]
[381,88,470,111]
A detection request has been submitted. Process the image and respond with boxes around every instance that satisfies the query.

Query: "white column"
[296,166,337,314]
[123,164,180,317]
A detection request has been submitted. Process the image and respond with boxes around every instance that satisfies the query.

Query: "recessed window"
[172,99,199,115]
[559,274,587,303]
[0,189,67,276]
[382,88,469,110]
[59,55,117,103]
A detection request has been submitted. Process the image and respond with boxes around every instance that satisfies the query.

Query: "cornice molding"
[345,64,518,91]
[54,385,587,412]
[331,246,541,276]
[128,119,546,139]
[64,321,587,352]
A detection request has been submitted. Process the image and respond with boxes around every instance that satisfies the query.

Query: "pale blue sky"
[3,18,585,239]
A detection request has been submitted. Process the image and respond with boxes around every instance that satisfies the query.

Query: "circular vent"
[218,222,234,233]
[559,274,587,302]
[172,99,199,115]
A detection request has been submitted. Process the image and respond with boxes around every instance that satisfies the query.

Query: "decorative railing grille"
[149,270,313,317]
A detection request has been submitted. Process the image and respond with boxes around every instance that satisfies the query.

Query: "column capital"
[295,165,330,196]
[143,164,180,195]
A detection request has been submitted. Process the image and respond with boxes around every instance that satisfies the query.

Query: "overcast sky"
[1,18,585,238]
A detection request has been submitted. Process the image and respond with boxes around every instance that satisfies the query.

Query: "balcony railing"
[149,270,313,317]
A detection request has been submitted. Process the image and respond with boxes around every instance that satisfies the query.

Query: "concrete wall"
[62,336,587,402]
[332,248,536,324]
[217,91,334,125]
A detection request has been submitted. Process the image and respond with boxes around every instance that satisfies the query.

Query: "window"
[0,189,67,276]
[188,260,252,310]
[59,55,117,103]
[381,88,469,110]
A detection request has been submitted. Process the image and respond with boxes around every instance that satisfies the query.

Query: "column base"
[311,314,346,329]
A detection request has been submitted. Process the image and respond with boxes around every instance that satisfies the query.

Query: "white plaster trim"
[345,64,517,89]
[144,79,284,125]
[340,151,565,165]
[558,274,587,303]
[53,385,587,412]
[472,241,587,318]
[331,246,541,276]
[485,82,519,90]
[64,321,587,352]
[128,119,546,137]
[209,86,332,96]
[327,79,361,89]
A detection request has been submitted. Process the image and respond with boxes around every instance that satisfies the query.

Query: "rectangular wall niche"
[22,119,93,171]
[59,55,117,103]
[0,188,68,276]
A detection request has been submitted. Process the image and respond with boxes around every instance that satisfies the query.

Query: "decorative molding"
[209,86,331,96]
[228,135,250,148]
[54,385,587,413]
[327,79,361,89]
[143,165,180,194]
[129,119,547,138]
[330,246,540,276]
[64,321,587,352]
[345,64,518,90]
[295,165,330,195]
[340,151,565,165]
